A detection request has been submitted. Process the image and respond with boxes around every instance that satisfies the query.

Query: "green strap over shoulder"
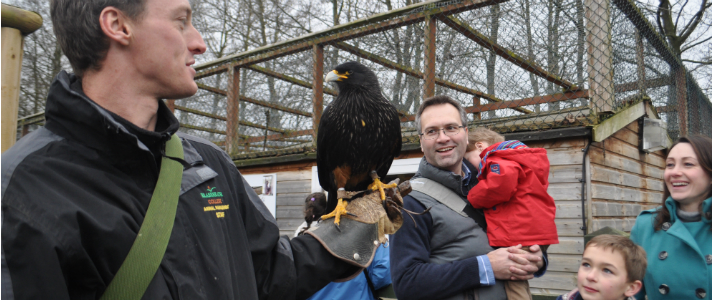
[100,134,184,300]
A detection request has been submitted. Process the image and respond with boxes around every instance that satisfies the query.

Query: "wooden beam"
[241,129,314,144]
[585,0,615,115]
[423,16,436,99]
[2,27,23,153]
[197,83,312,117]
[225,65,241,155]
[439,15,579,91]
[465,90,589,113]
[331,42,518,109]
[675,67,688,136]
[614,77,671,94]
[1,4,43,35]
[16,111,44,127]
[313,44,324,143]
[247,65,338,96]
[175,105,287,133]
[194,0,507,72]
[398,90,589,122]
[181,124,227,135]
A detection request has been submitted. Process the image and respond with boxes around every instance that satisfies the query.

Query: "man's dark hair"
[50,0,147,76]
[415,95,468,133]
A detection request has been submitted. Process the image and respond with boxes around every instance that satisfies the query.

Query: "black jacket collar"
[44,71,180,160]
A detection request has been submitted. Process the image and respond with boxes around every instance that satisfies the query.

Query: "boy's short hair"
[585,234,647,283]
[467,127,505,152]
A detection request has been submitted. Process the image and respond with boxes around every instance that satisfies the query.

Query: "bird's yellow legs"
[368,171,397,200]
[321,188,351,226]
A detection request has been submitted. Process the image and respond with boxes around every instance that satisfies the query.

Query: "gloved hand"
[306,179,410,268]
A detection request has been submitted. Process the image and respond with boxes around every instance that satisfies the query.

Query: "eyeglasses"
[419,125,466,140]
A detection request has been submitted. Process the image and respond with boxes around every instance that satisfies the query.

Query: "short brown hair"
[585,234,647,283]
[415,95,468,133]
[51,0,147,76]
[467,127,504,152]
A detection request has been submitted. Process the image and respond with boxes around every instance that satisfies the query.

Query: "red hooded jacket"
[467,141,558,247]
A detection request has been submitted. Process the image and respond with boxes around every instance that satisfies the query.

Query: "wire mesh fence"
[15,0,712,157]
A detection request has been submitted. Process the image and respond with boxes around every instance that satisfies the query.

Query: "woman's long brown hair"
[654,135,712,231]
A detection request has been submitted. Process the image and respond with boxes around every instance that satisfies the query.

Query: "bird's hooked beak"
[325,70,349,82]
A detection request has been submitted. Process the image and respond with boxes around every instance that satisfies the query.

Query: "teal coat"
[630,197,712,300]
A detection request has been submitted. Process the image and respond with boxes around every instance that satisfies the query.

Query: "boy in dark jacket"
[465,128,559,300]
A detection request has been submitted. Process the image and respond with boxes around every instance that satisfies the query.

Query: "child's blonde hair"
[585,234,647,283]
[467,127,505,152]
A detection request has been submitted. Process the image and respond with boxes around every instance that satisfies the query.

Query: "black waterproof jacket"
[1,71,353,300]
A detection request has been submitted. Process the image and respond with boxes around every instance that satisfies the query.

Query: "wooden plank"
[548,237,584,255]
[530,272,576,290]
[195,0,506,71]
[546,254,582,273]
[611,126,639,146]
[591,183,662,202]
[600,137,666,167]
[1,27,23,153]
[313,44,324,142]
[247,64,338,96]
[549,165,582,183]
[614,76,671,94]
[277,170,312,181]
[548,183,582,201]
[592,101,645,142]
[527,138,587,150]
[556,202,583,219]
[585,0,615,114]
[276,206,305,219]
[197,83,312,117]
[278,193,311,206]
[548,149,584,165]
[556,219,584,236]
[591,218,637,232]
[589,148,641,174]
[277,181,312,194]
[591,165,664,191]
[592,202,644,217]
[465,90,588,114]
[423,16,436,99]
[242,129,314,144]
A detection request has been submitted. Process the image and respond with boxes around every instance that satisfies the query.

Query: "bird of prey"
[317,61,402,226]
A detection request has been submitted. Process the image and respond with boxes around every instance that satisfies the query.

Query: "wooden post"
[2,27,24,153]
[165,99,176,114]
[312,44,324,145]
[584,0,615,116]
[225,65,240,155]
[675,67,688,136]
[2,4,42,152]
[472,96,481,121]
[423,15,436,99]
[635,29,646,95]
[21,124,29,138]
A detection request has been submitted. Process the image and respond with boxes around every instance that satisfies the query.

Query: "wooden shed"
[236,98,669,296]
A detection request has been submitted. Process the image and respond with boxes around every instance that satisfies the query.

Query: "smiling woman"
[630,135,712,300]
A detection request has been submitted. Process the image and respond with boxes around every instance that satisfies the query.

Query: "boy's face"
[577,245,641,300]
[464,141,489,169]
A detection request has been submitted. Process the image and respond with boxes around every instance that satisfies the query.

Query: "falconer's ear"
[99,6,132,46]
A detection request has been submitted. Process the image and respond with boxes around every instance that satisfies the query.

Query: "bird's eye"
[346,71,353,75]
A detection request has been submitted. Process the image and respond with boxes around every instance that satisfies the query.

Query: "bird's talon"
[321,198,350,226]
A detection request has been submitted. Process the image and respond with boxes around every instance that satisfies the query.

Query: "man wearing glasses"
[389,95,547,300]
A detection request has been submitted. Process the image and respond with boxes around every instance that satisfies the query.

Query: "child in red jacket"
[465,128,558,300]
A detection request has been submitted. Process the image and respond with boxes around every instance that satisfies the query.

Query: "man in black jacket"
[1,0,388,299]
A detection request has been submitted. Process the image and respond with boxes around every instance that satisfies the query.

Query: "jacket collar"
[664,196,712,224]
[44,71,180,158]
[414,157,469,198]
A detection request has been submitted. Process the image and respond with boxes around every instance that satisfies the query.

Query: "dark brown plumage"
[317,61,402,220]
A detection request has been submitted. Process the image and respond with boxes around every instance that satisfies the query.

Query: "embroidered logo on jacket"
[202,186,229,218]
[491,163,500,175]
